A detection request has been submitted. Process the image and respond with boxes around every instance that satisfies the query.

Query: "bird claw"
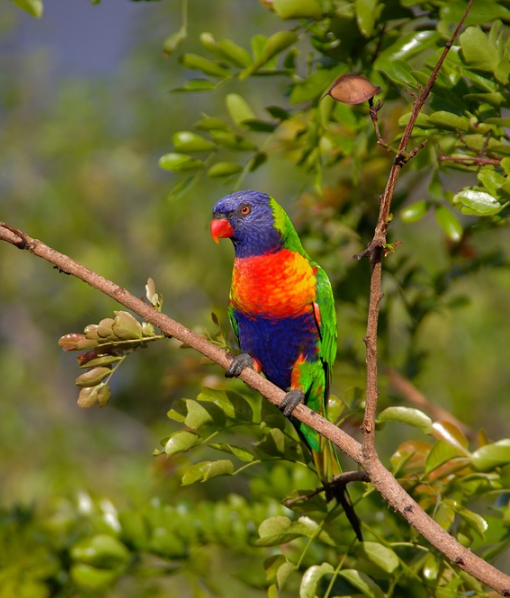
[280,389,305,418]
[226,353,253,378]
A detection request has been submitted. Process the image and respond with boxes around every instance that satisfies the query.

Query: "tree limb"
[358,0,475,519]
[1,222,509,593]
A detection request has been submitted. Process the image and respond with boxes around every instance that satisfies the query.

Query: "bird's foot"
[280,389,305,418]
[226,353,253,378]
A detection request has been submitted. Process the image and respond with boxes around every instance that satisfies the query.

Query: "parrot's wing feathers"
[228,299,240,345]
[313,265,337,377]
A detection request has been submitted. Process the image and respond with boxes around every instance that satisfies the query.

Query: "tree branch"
[1,222,510,593]
[348,0,510,592]
[358,0,475,491]
[438,155,502,167]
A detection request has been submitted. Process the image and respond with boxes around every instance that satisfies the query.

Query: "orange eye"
[240,205,251,215]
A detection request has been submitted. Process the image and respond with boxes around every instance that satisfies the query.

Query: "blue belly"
[233,309,319,391]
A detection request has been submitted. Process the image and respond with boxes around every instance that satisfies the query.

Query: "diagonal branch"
[1,222,510,593]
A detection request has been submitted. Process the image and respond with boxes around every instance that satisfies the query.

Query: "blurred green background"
[2,0,510,593]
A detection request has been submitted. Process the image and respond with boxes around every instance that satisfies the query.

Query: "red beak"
[211,218,234,244]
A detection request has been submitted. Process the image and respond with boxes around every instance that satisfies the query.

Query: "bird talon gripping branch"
[280,388,305,417]
[225,352,254,378]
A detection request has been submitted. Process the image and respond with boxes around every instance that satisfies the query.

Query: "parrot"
[211,190,362,541]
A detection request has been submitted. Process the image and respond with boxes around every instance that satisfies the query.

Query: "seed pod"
[327,74,380,105]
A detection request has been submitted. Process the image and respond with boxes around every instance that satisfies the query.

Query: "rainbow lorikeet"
[211,190,362,540]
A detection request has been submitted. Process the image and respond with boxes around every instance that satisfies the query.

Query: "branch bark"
[1,223,510,594]
[349,0,510,592]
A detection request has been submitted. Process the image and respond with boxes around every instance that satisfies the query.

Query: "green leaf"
[210,131,258,151]
[255,428,293,457]
[257,516,319,546]
[357,542,400,574]
[240,31,298,79]
[207,162,244,177]
[71,534,130,568]
[425,440,465,474]
[180,53,230,78]
[172,131,216,153]
[376,31,440,63]
[427,111,470,132]
[470,440,510,471]
[300,562,335,598]
[226,94,256,126]
[112,311,143,340]
[338,570,384,598]
[401,200,429,222]
[243,119,277,133]
[197,387,254,421]
[441,1,510,26]
[71,564,118,591]
[460,27,499,72]
[453,189,503,216]
[273,0,323,19]
[434,502,455,531]
[464,92,505,107]
[446,500,488,539]
[209,442,255,462]
[202,459,234,481]
[501,157,510,176]
[435,206,463,242]
[218,38,252,68]
[194,114,230,131]
[173,79,217,92]
[78,355,121,369]
[184,399,214,429]
[356,0,379,38]
[378,406,433,433]
[422,553,438,581]
[166,398,187,423]
[477,167,507,197]
[374,58,418,87]
[181,460,234,485]
[265,555,296,594]
[290,68,339,104]
[164,430,200,457]
[9,0,43,18]
[159,153,204,172]
[163,26,187,56]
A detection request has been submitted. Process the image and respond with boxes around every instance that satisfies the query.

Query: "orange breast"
[231,249,316,318]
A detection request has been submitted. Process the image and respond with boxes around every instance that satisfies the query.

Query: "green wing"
[310,262,341,482]
[313,263,337,385]
[228,299,240,346]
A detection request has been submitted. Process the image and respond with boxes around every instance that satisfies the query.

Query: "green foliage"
[8,0,43,18]
[4,0,510,596]
[59,280,165,409]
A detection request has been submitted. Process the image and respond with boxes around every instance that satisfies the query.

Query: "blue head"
[211,190,283,258]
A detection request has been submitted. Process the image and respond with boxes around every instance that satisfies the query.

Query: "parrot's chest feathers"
[231,249,316,318]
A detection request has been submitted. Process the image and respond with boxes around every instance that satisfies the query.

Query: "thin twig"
[438,155,502,167]
[1,223,510,593]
